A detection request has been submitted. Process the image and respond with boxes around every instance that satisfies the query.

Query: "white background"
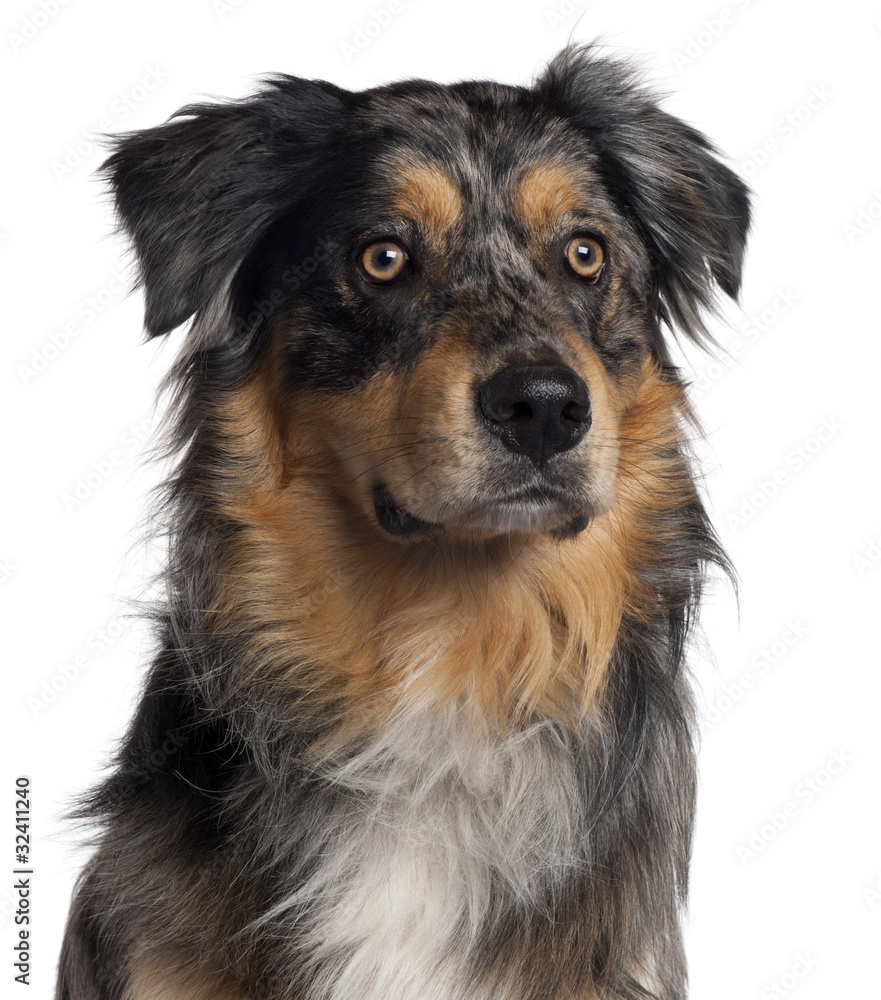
[3,0,880,997]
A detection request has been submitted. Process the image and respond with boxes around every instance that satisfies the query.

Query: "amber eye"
[565,236,605,282]
[358,240,408,284]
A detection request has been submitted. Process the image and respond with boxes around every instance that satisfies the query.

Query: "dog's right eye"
[565,236,605,283]
[358,240,408,285]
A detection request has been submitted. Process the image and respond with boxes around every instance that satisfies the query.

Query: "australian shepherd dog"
[58,45,749,1000]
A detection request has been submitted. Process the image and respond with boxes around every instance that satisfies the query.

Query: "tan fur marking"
[211,339,287,508]
[515,162,585,231]
[126,955,251,1000]
[391,162,462,234]
[613,360,701,624]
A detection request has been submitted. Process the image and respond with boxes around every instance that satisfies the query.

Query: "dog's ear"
[102,78,348,338]
[536,46,750,346]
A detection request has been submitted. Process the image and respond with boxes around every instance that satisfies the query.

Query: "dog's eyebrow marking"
[515,162,585,229]
[391,162,463,233]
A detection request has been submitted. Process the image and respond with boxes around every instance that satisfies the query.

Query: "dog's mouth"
[372,483,591,540]
[373,485,435,536]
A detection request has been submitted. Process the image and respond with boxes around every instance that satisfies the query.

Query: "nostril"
[560,399,588,426]
[481,391,531,426]
[507,400,534,424]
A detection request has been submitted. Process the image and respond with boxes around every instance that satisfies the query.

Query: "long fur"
[58,46,749,1000]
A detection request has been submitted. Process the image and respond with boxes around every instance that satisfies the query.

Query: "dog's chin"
[372,484,592,542]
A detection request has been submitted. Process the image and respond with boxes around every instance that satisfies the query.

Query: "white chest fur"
[266,705,588,1000]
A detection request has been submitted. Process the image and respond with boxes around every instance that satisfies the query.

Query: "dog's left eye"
[565,236,605,283]
[358,240,408,285]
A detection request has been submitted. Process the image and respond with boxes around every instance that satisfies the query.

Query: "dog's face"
[265,101,655,542]
[106,48,749,549]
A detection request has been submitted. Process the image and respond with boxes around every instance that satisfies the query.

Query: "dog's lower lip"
[373,485,433,536]
[373,484,592,537]
[503,486,566,502]
[494,497,591,534]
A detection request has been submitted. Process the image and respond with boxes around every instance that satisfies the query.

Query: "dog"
[58,45,749,1000]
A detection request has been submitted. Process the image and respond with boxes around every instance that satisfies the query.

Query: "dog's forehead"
[376,153,600,233]
[354,83,613,233]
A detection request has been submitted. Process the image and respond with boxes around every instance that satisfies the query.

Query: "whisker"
[348,449,426,485]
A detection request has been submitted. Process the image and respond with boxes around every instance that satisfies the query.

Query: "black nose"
[478,364,591,467]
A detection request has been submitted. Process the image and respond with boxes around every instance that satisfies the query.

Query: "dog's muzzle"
[372,363,594,539]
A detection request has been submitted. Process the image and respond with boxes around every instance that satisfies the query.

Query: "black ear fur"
[536,45,751,346]
[102,77,349,337]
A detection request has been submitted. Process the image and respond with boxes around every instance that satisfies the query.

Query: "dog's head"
[105,46,749,545]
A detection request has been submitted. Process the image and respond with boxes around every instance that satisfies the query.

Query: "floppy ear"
[102,77,348,337]
[536,46,750,346]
